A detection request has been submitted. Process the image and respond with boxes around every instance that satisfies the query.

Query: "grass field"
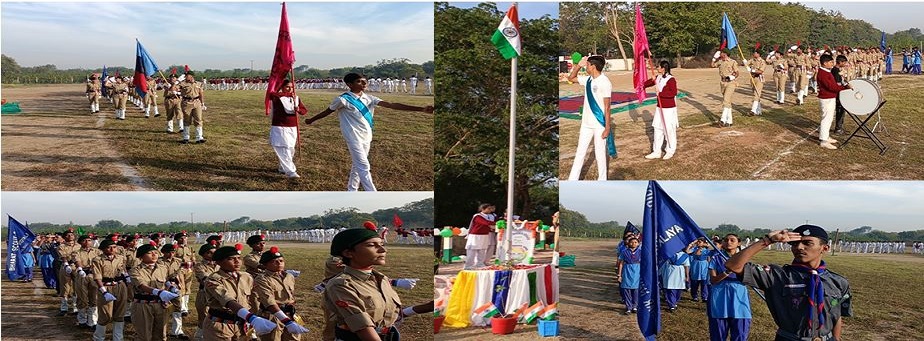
[556,238,924,340]
[0,241,434,340]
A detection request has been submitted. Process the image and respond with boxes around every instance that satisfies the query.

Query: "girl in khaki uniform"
[770,51,789,104]
[144,78,160,118]
[748,52,767,115]
[711,50,739,127]
[179,71,206,144]
[92,238,129,341]
[164,75,185,133]
[159,244,189,340]
[194,242,220,340]
[86,75,102,113]
[107,76,130,120]
[173,232,196,317]
[130,244,181,341]
[56,230,81,316]
[73,235,103,328]
[253,247,310,341]
[202,244,277,341]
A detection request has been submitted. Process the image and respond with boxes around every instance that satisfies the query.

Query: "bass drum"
[839,79,883,116]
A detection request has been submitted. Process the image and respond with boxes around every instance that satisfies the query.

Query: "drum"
[839,79,883,116]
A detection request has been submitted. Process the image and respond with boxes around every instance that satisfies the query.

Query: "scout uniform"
[716,56,739,126]
[748,55,767,115]
[254,247,308,341]
[244,234,266,277]
[660,251,690,310]
[57,235,81,315]
[159,244,189,339]
[87,78,102,113]
[92,238,129,341]
[787,50,797,93]
[122,235,140,322]
[194,243,220,340]
[179,73,206,143]
[325,228,402,341]
[130,244,180,341]
[73,236,103,327]
[794,51,809,105]
[772,52,789,104]
[708,249,752,341]
[109,79,130,120]
[741,226,852,341]
[808,52,819,94]
[202,246,261,341]
[164,79,184,133]
[173,232,196,316]
[321,256,345,341]
[144,78,159,117]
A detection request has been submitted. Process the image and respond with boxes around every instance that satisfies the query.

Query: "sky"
[0,2,434,70]
[802,2,924,34]
[560,181,924,232]
[1,192,431,226]
[450,2,559,19]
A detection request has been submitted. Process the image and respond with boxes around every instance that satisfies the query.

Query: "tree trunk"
[606,5,630,71]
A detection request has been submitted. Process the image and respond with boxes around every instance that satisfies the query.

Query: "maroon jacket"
[816,68,849,99]
[643,76,678,108]
[270,92,307,127]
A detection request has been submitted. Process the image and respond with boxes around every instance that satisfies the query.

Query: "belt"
[775,329,835,341]
[183,96,199,100]
[101,276,127,284]
[208,308,244,324]
[335,326,397,341]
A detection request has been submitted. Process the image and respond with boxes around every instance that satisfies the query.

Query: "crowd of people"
[23,224,432,341]
[191,76,434,95]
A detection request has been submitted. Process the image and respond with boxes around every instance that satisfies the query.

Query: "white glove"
[747,67,753,72]
[78,268,86,277]
[65,265,73,274]
[103,292,117,302]
[238,308,276,336]
[728,75,736,81]
[285,270,301,278]
[123,273,131,284]
[153,288,179,302]
[313,282,326,293]
[393,278,418,290]
[284,321,309,334]
[713,51,722,59]
[202,104,208,111]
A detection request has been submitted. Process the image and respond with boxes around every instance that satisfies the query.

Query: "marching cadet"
[130,243,182,341]
[319,256,345,341]
[325,227,403,341]
[194,241,220,340]
[164,74,185,134]
[74,235,103,328]
[92,236,129,341]
[144,77,160,118]
[726,225,852,341]
[201,244,277,340]
[711,50,739,127]
[253,246,311,341]
[787,48,797,94]
[173,231,196,317]
[160,244,190,340]
[770,49,789,104]
[57,229,81,316]
[245,234,267,277]
[179,71,207,144]
[793,48,809,105]
[87,74,102,114]
[107,76,130,120]
[122,234,141,323]
[806,47,819,94]
[748,51,767,115]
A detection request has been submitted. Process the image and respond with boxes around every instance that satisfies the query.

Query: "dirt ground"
[1,84,147,190]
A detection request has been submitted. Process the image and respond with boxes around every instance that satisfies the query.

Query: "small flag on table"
[539,302,558,320]
[471,302,500,326]
[521,302,545,324]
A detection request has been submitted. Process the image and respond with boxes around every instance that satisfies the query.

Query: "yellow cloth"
[443,271,477,328]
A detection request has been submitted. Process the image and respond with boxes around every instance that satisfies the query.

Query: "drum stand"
[841,100,888,155]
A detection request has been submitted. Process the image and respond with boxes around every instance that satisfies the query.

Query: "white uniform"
[568,74,612,181]
[329,92,382,191]
[269,94,301,177]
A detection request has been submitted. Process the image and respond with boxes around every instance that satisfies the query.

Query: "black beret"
[98,239,116,250]
[78,235,91,243]
[260,246,283,264]
[330,228,379,257]
[792,225,829,243]
[246,234,265,247]
[161,244,175,253]
[213,245,243,262]
[174,231,188,240]
[198,243,218,256]
[206,235,222,245]
[136,244,158,258]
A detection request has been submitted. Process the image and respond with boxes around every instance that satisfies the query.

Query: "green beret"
[78,235,91,243]
[198,243,218,256]
[260,246,283,264]
[330,228,379,257]
[161,244,175,253]
[136,244,158,258]
[213,245,243,262]
[247,234,265,246]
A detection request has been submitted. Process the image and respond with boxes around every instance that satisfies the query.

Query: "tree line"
[1,54,433,85]
[561,2,924,68]
[4,199,433,236]
[560,205,924,242]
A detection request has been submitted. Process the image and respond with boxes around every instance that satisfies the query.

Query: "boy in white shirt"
[566,55,613,180]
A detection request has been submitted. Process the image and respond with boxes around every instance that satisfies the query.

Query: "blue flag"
[880,31,887,52]
[102,65,108,90]
[720,13,738,51]
[624,221,641,237]
[134,39,160,99]
[637,181,710,340]
[6,215,37,281]
[491,270,512,315]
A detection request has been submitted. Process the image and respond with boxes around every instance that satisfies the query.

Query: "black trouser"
[834,98,846,132]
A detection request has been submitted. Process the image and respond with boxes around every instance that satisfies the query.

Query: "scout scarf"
[790,260,827,331]
[585,77,617,157]
[691,247,711,261]
[668,252,689,266]
[620,246,640,264]
[340,92,374,130]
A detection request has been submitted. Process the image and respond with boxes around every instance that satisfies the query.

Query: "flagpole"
[735,45,758,95]
[504,2,518,264]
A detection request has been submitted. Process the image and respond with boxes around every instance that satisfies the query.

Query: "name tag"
[784,284,806,288]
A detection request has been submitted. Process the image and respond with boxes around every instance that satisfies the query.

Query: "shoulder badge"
[335,300,350,308]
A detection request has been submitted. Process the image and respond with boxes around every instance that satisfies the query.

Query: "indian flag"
[472,302,501,321]
[491,4,521,60]
[539,302,558,320]
[521,302,545,324]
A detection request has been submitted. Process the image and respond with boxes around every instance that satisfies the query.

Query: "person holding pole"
[747,51,767,115]
[642,60,679,160]
[567,55,613,179]
[464,204,496,270]
[268,80,307,179]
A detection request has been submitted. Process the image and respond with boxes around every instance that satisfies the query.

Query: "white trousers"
[652,107,679,154]
[346,139,376,191]
[464,247,488,270]
[818,98,836,143]
[273,146,297,176]
[568,126,607,181]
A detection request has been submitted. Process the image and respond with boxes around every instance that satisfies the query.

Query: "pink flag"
[633,3,650,104]
[265,2,296,115]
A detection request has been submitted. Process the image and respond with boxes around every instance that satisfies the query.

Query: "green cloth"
[1,102,22,114]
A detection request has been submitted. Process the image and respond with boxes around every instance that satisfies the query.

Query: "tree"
[714,223,742,234]
[96,219,124,229]
[1,54,22,80]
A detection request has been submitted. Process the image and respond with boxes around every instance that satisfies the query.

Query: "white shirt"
[328,92,382,144]
[578,74,612,129]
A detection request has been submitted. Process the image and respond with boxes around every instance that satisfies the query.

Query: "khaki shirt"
[243,251,263,277]
[254,271,296,311]
[57,242,81,264]
[203,269,256,315]
[749,57,767,76]
[111,83,129,96]
[164,83,182,104]
[157,258,185,290]
[179,80,203,100]
[86,81,101,94]
[193,261,219,291]
[717,58,738,79]
[124,248,140,272]
[794,53,808,68]
[130,262,174,296]
[174,244,196,269]
[324,256,344,279]
[323,267,402,332]
[92,254,127,282]
[146,79,157,93]
[73,247,101,269]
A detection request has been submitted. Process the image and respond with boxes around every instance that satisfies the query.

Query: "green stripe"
[528,271,537,305]
[491,30,518,60]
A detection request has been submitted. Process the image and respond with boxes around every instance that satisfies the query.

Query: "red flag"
[392,214,403,228]
[184,65,190,73]
[755,41,761,50]
[265,2,296,115]
[632,3,650,104]
[171,67,177,75]
[796,40,801,47]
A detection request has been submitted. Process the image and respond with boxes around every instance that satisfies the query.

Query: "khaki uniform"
[158,258,185,303]
[793,53,809,93]
[73,248,103,310]
[787,52,797,91]
[145,79,158,106]
[717,58,738,108]
[254,272,300,341]
[748,57,767,101]
[194,261,220,330]
[244,251,263,278]
[202,269,257,341]
[92,254,129,325]
[323,267,401,340]
[110,83,130,110]
[86,81,101,105]
[772,54,789,94]
[321,256,344,341]
[180,80,204,127]
[174,244,197,296]
[164,83,183,128]
[130,263,178,341]
[57,242,81,300]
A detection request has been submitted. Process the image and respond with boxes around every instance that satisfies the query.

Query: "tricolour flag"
[539,302,558,320]
[632,3,651,104]
[521,302,545,324]
[491,4,521,60]
[637,181,711,340]
[265,2,296,115]
[720,12,738,51]
[472,302,501,323]
[6,216,37,281]
[133,39,160,99]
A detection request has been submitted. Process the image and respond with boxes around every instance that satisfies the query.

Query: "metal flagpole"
[504,2,519,264]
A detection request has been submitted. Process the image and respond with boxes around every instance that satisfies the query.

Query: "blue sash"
[585,78,617,157]
[669,252,689,266]
[340,92,374,130]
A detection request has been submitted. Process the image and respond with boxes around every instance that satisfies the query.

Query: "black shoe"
[124,316,132,323]
[180,139,189,144]
[85,324,96,330]
[176,334,190,340]
[57,311,67,316]
[69,311,78,316]
[154,114,161,117]
[181,311,189,317]
[623,310,630,315]
[195,139,206,144]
